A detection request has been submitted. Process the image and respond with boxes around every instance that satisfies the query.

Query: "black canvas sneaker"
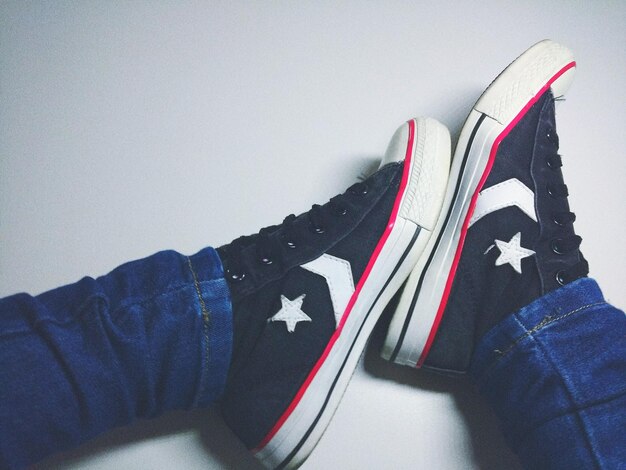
[382,40,589,372]
[218,117,450,468]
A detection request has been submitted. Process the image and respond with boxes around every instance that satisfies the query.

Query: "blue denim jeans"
[471,278,626,469]
[1,248,624,469]
[0,247,232,469]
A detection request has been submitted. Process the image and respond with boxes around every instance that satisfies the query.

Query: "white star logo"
[493,232,535,274]
[268,294,312,333]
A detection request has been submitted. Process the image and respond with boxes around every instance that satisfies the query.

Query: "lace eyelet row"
[224,181,370,283]
[544,126,587,286]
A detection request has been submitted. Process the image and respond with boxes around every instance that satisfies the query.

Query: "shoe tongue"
[379,121,411,168]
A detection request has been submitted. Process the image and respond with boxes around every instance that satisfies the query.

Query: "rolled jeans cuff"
[469,278,626,469]
[187,247,233,406]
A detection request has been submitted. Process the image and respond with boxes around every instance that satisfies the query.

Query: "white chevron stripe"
[469,178,537,227]
[301,253,355,327]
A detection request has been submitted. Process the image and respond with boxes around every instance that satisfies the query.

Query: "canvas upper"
[425,89,588,373]
[217,162,404,447]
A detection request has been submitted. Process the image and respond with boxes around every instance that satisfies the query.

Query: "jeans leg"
[470,278,626,469]
[0,247,232,469]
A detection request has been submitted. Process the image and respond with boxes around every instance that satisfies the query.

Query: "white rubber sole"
[382,39,576,368]
[253,118,450,468]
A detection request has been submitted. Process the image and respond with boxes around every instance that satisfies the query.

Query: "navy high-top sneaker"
[383,40,589,372]
[218,118,450,468]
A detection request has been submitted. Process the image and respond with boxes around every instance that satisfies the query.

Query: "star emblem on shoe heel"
[493,232,535,274]
[268,294,312,333]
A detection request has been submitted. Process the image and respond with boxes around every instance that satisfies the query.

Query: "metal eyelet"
[284,240,297,249]
[553,212,575,226]
[551,239,565,255]
[548,184,568,198]
[349,183,369,196]
[552,214,565,227]
[555,270,567,286]
[228,271,246,282]
[259,256,273,265]
[546,156,559,170]
[311,225,325,234]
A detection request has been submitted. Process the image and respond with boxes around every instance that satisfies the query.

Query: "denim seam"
[186,256,211,405]
[517,388,626,447]
[0,279,225,338]
[483,301,606,371]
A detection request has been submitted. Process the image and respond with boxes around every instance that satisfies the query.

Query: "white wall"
[1,2,624,469]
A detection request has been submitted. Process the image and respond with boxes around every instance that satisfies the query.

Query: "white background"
[1,2,624,469]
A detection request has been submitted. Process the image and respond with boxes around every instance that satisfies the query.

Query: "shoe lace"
[222,181,369,282]
[545,126,589,286]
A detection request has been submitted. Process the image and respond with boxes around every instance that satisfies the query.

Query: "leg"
[470,278,626,469]
[0,247,232,469]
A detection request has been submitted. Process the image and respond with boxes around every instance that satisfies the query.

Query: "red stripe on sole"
[416,61,576,367]
[253,119,417,453]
